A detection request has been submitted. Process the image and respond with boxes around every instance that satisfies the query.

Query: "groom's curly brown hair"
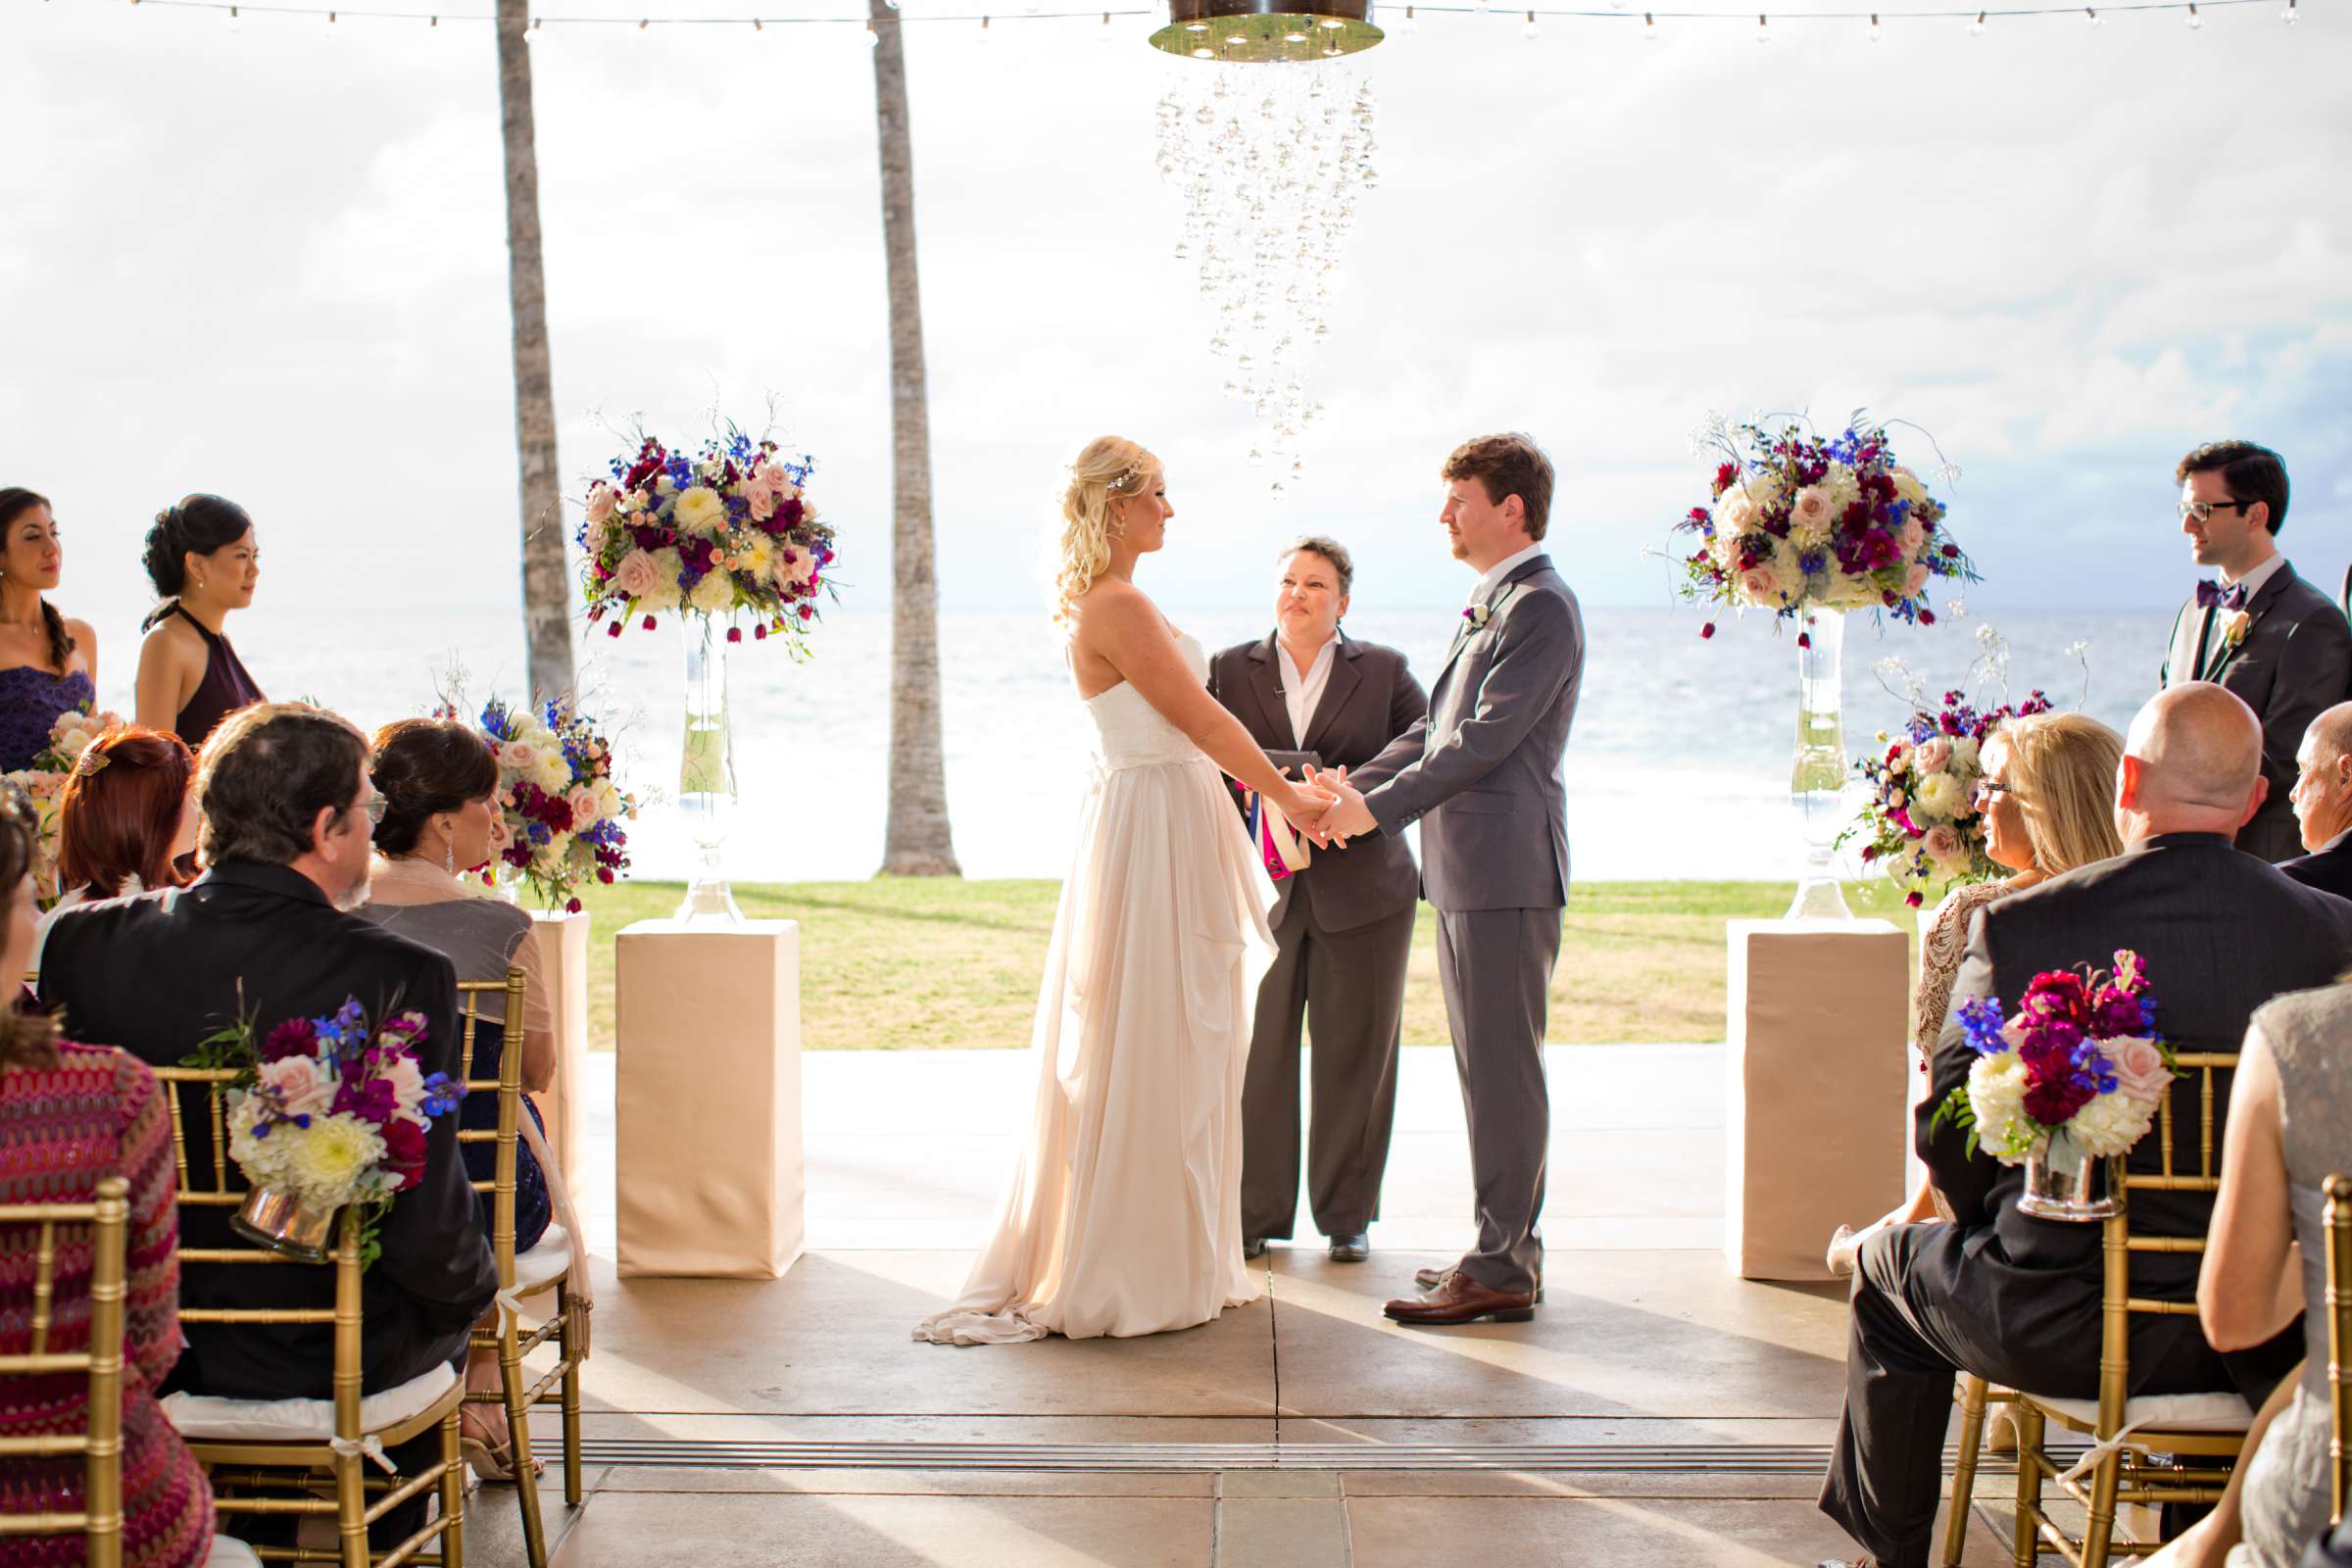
[1443,433,1553,541]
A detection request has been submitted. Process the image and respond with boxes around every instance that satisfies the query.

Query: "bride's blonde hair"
[1050,435,1157,627]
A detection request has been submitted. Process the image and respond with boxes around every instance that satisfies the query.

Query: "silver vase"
[2017,1134,2119,1222]
[230,1185,336,1262]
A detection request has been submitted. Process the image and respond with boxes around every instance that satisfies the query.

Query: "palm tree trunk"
[497,0,575,704]
[872,0,960,877]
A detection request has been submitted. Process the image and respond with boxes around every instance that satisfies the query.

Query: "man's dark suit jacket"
[2160,562,2352,861]
[1207,631,1428,932]
[35,859,498,1400]
[2280,828,2352,901]
[1920,835,2352,1388]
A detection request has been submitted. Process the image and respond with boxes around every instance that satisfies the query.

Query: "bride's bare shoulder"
[1068,578,1155,638]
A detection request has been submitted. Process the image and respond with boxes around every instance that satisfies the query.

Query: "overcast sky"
[7,0,2348,644]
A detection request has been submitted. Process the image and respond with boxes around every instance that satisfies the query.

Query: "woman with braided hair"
[0,488,100,773]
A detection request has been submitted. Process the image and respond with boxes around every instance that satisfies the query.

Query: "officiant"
[1209,537,1428,1264]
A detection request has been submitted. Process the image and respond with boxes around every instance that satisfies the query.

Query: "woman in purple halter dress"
[132,495,265,754]
[0,488,101,773]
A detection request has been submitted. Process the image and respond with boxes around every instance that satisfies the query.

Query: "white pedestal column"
[614,919,805,1279]
[525,909,592,1195]
[1724,918,1909,1281]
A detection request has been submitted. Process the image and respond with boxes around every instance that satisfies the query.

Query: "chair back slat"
[2326,1172,2350,1530]
[0,1176,129,1568]
[455,966,529,1281]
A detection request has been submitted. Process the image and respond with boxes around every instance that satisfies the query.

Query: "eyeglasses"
[2177,499,2249,524]
[1974,777,2025,803]
[355,793,388,826]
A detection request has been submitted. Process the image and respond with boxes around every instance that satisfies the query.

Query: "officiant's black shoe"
[1244,1238,1268,1260]
[1383,1271,1537,1326]
[1328,1233,1370,1263]
[1414,1263,1543,1303]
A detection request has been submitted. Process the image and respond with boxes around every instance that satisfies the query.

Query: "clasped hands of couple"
[1266,763,1377,850]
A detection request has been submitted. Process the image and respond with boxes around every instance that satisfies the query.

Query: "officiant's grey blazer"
[2158,560,2352,862]
[1348,554,1584,911]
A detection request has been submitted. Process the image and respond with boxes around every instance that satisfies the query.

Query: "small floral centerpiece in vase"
[576,427,836,923]
[475,696,636,914]
[1672,414,1981,919]
[1844,686,2053,909]
[3,703,127,903]
[191,996,463,1262]
[1932,952,2177,1221]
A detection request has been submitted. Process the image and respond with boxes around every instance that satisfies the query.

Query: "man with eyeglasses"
[2158,440,2352,862]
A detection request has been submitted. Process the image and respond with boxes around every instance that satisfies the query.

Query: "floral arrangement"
[1843,688,2053,907]
[1934,952,2176,1166]
[206,996,463,1263]
[476,696,635,913]
[1672,416,1980,637]
[3,703,125,896]
[577,428,835,647]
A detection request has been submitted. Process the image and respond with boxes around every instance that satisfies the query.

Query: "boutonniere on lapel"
[1462,604,1493,632]
[2216,607,2254,660]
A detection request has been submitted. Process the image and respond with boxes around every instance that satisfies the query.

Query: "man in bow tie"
[2158,440,2352,862]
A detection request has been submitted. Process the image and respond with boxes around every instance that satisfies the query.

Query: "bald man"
[2279,701,2352,899]
[1818,683,2352,1568]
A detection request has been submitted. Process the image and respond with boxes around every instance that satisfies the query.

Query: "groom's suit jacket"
[2158,560,2352,862]
[1348,554,1584,911]
[1208,631,1428,933]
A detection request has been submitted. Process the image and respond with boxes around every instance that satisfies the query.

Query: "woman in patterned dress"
[0,781,216,1567]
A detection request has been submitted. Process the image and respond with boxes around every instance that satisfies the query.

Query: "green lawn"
[571,876,1925,1051]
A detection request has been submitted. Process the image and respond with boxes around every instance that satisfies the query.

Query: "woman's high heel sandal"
[459,1403,546,1485]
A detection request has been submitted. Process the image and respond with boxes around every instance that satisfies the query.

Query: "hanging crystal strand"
[675,614,743,922]
[1787,608,1854,919]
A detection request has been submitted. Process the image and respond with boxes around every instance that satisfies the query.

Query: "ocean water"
[78,602,2176,884]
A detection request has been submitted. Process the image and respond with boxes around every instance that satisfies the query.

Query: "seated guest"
[0,487,100,773]
[1817,682,2352,1568]
[132,496,265,755]
[34,702,496,1546]
[2158,441,2352,862]
[0,783,217,1568]
[1830,710,2124,1271]
[1207,537,1429,1264]
[357,717,561,1482]
[2139,978,2352,1568]
[2280,701,2352,897]
[37,725,197,938]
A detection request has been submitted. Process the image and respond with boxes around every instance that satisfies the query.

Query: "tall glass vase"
[675,616,743,923]
[1787,606,1854,920]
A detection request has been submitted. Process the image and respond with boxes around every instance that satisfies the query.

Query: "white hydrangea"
[688,570,737,615]
[641,550,686,612]
[1913,770,1967,822]
[1949,735,1982,775]
[1964,1050,2038,1162]
[2065,1087,2161,1159]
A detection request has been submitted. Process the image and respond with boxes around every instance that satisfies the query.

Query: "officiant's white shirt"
[1280,633,1341,748]
[1470,541,1546,609]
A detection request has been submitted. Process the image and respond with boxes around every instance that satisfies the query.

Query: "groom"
[1306,432,1585,1326]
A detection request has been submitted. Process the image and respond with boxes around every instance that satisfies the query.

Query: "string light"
[978,12,990,38]
[1970,8,1986,30]
[2084,6,2101,25]
[1522,7,1539,34]
[1099,10,1111,38]
[1755,10,1769,38]
[750,15,760,28]
[226,2,239,25]
[1867,9,1880,37]
[2185,2,2201,22]
[1398,3,1415,29]
[2282,0,2298,21]
[525,13,542,40]
[1642,9,1657,34]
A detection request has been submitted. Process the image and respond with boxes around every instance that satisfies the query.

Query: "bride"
[914,436,1331,1345]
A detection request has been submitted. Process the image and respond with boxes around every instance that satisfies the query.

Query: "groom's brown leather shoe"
[1413,1263,1543,1303]
[1384,1271,1537,1326]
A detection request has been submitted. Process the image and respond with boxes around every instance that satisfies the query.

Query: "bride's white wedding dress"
[914,629,1276,1345]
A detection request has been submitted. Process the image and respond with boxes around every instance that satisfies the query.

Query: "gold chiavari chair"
[2009,1051,2253,1567]
[2326,1173,2349,1534]
[153,1066,467,1568]
[1944,1372,2021,1565]
[455,967,585,1568]
[0,1176,129,1568]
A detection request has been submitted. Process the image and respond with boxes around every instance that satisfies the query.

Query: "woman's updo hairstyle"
[141,493,254,630]
[0,487,76,675]
[369,718,500,858]
[1050,436,1156,627]
[0,780,60,1068]
[58,725,195,900]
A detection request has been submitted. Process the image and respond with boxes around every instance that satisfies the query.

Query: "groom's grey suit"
[1348,551,1585,1295]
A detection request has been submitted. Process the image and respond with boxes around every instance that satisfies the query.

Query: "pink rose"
[1915,737,1953,774]
[1900,517,1927,555]
[585,482,617,525]
[612,549,662,600]
[1790,486,1837,530]
[2107,1037,2172,1102]
[500,740,537,773]
[1738,562,1783,603]
[257,1056,334,1120]
[1904,562,1930,598]
[1922,823,1964,866]
[565,786,600,826]
[746,483,777,522]
[774,549,818,590]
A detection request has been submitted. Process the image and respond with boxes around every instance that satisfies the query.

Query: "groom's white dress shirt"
[1279,633,1341,748]
[1470,542,1546,610]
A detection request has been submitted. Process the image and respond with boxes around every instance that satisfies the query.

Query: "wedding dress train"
[914,630,1276,1344]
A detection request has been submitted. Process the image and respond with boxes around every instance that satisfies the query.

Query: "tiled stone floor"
[445,1048,2036,1564]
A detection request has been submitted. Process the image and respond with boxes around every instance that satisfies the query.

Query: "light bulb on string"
[1969,9,1986,32]
[428,13,438,25]
[227,3,241,29]
[1642,10,1657,37]
[750,17,761,31]
[528,15,544,41]
[1754,12,1769,41]
[2281,0,2297,21]
[979,14,992,41]
[638,16,650,29]
[2084,7,2101,26]
[1867,11,1881,40]
[1399,4,1416,29]
[2185,4,2201,24]
[325,10,338,34]
[1100,12,1112,40]
[1522,9,1540,37]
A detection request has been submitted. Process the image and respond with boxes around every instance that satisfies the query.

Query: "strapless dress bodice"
[0,664,93,773]
[1084,631,1208,771]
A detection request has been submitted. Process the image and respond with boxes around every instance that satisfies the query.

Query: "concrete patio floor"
[455,1047,2058,1565]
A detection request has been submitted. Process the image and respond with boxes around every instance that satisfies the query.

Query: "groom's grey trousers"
[1434,906,1561,1294]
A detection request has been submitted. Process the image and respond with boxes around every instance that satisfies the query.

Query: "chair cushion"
[206,1537,265,1568]
[162,1361,460,1442]
[2026,1389,2252,1434]
[514,1223,571,1293]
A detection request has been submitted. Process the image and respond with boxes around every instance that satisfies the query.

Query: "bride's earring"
[443,827,457,876]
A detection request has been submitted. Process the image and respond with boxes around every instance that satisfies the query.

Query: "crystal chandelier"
[1153,66,1378,494]
[1149,0,1386,62]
